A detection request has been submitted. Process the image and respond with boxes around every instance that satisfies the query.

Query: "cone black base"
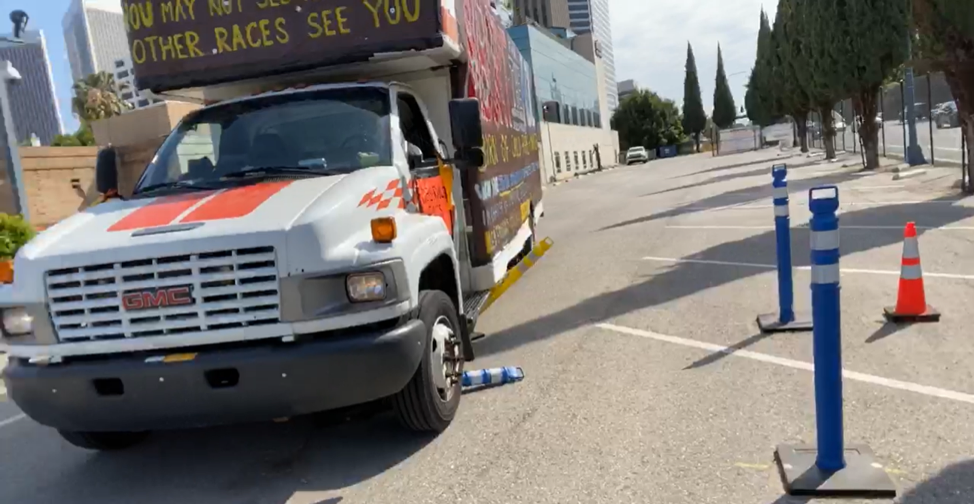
[883,305,941,323]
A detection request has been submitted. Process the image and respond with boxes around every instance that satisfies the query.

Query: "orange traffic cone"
[883,222,940,322]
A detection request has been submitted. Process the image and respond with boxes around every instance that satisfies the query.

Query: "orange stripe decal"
[107,193,214,232]
[180,181,292,223]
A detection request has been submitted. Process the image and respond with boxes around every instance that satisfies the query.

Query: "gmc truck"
[0,0,543,450]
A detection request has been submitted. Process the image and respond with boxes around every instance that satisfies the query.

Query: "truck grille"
[46,247,281,342]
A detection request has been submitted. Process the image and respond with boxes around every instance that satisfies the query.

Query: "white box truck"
[0,0,543,450]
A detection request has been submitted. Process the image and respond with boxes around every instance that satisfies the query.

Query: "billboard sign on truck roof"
[121,0,444,92]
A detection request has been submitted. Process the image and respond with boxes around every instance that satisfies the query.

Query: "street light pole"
[904,22,927,165]
[0,61,29,220]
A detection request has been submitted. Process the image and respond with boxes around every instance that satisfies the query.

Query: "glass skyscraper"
[0,30,63,145]
[566,0,617,112]
[62,0,129,82]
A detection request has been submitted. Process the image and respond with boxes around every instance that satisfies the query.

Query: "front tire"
[392,290,463,432]
[58,430,149,451]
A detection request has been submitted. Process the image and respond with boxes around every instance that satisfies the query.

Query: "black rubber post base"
[883,306,941,323]
[774,444,897,498]
[757,313,813,333]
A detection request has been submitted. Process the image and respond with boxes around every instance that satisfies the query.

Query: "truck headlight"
[2,307,33,336]
[346,272,386,302]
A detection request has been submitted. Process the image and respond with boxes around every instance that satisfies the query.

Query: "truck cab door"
[394,92,473,287]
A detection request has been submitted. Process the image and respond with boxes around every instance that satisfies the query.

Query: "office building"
[63,0,129,82]
[566,0,617,112]
[113,56,160,110]
[0,30,63,145]
[508,24,619,183]
[618,79,637,102]
[512,0,570,29]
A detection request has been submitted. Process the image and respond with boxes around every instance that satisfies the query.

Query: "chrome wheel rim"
[429,315,460,401]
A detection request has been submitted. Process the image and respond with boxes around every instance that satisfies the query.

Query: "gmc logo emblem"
[122,285,194,311]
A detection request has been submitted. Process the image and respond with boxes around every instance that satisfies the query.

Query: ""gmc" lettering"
[122,286,193,311]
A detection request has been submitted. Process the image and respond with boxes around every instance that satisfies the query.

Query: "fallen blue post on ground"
[461,367,524,391]
[757,164,812,333]
[774,186,896,498]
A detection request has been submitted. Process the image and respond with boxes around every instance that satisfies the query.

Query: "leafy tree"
[51,123,96,147]
[682,43,708,152]
[71,71,130,125]
[912,0,973,189]
[713,44,738,131]
[0,214,36,260]
[840,0,910,169]
[612,90,686,151]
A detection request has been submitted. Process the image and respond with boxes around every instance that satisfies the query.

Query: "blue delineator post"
[773,186,895,497]
[757,164,811,333]
[773,166,795,324]
[808,186,844,471]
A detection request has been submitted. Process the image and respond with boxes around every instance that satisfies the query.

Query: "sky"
[609,0,774,115]
[7,0,80,132]
[14,0,770,134]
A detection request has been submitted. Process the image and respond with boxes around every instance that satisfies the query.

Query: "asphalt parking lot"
[2,148,973,503]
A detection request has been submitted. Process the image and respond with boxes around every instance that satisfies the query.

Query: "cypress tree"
[773,0,814,152]
[682,43,708,152]
[713,44,738,130]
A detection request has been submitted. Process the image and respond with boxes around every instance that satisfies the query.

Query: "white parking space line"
[0,414,25,430]
[596,323,974,405]
[666,225,974,231]
[641,256,974,280]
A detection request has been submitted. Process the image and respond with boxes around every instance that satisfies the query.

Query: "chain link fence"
[805,71,965,174]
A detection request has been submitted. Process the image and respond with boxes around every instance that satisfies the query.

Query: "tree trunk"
[853,89,881,170]
[942,66,974,193]
[694,132,701,153]
[819,104,837,159]
[795,112,809,153]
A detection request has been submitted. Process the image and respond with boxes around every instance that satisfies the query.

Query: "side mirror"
[449,98,483,150]
[406,143,423,169]
[95,146,119,195]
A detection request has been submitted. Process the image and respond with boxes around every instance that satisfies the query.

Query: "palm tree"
[71,71,130,124]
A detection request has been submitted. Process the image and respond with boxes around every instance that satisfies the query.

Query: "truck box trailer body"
[0,0,543,450]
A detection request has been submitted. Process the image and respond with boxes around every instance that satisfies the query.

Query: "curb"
[893,169,927,181]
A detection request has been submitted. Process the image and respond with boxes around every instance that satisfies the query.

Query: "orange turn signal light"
[371,217,397,243]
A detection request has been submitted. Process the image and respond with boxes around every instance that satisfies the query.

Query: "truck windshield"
[135,87,392,194]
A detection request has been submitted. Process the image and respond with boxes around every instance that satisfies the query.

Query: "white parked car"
[626,146,650,165]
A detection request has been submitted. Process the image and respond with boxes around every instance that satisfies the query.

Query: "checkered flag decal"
[358,179,416,211]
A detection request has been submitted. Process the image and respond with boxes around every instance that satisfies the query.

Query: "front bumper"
[3,319,426,432]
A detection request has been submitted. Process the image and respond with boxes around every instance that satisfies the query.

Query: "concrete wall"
[0,147,99,228]
[538,122,619,183]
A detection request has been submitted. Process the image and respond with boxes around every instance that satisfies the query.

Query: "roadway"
[838,120,966,165]
[2,150,974,503]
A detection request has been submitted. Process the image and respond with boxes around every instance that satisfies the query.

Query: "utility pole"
[904,25,927,165]
[0,11,32,219]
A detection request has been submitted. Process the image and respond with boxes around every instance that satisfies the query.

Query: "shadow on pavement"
[899,458,974,503]
[602,169,865,232]
[476,196,974,358]
[643,166,773,198]
[28,409,431,504]
[652,155,857,199]
[683,332,773,370]
[673,153,796,179]
[865,322,912,343]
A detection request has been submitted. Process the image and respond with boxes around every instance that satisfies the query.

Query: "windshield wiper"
[136,180,222,195]
[221,166,347,179]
